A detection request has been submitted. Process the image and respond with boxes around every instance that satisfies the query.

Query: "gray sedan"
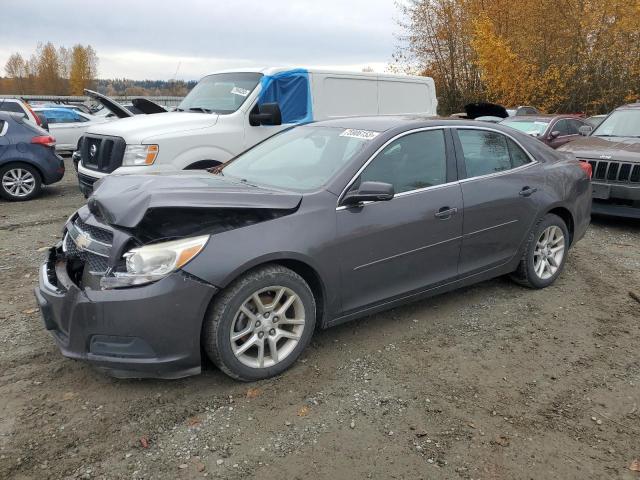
[36,116,592,381]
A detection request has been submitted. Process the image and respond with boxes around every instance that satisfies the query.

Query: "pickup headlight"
[122,144,159,166]
[100,235,209,289]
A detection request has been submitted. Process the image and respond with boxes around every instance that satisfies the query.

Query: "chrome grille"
[586,159,640,184]
[63,218,113,273]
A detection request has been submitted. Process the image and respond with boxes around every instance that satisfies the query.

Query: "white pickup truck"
[76,67,437,196]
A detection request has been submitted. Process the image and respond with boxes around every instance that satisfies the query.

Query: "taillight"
[578,160,592,179]
[31,135,56,147]
[23,102,42,126]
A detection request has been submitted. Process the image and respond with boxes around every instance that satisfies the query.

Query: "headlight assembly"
[122,144,159,166]
[100,235,209,289]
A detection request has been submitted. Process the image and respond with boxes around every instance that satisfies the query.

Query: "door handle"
[519,187,538,197]
[435,207,458,219]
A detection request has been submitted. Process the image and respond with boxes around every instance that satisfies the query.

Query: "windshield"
[592,110,640,137]
[221,126,372,191]
[501,119,549,136]
[177,72,262,114]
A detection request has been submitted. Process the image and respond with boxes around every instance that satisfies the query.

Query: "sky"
[0,0,402,81]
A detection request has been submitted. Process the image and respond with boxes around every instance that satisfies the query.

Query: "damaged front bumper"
[35,246,218,379]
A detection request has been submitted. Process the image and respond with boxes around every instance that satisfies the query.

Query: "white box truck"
[76,67,437,195]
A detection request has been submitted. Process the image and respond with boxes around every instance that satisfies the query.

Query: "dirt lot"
[1,159,639,480]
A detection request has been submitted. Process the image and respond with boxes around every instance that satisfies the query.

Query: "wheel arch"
[184,159,222,170]
[216,255,328,329]
[0,159,44,182]
[545,205,575,245]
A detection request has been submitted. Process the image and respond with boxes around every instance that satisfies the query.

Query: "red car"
[500,115,591,149]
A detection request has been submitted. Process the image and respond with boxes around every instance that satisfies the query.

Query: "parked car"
[500,115,591,149]
[586,114,607,128]
[558,103,640,218]
[506,106,541,116]
[0,112,64,201]
[33,107,109,153]
[89,94,167,118]
[75,68,438,196]
[0,98,44,128]
[36,116,591,380]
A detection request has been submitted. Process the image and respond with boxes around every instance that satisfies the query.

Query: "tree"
[69,45,98,95]
[396,0,640,114]
[4,53,28,93]
[35,42,63,94]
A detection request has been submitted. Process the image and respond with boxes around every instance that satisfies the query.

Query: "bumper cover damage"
[35,246,217,379]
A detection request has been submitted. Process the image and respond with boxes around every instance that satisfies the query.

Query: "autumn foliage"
[396,0,640,114]
[2,42,97,95]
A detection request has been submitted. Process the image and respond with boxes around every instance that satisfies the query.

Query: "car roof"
[33,106,78,112]
[308,115,535,134]
[616,103,640,110]
[502,114,580,122]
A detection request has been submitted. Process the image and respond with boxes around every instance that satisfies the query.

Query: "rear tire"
[511,213,569,289]
[0,163,42,201]
[203,265,316,381]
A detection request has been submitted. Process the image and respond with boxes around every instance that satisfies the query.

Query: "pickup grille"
[79,134,126,173]
[586,159,640,184]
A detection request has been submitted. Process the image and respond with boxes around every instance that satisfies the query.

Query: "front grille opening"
[606,163,619,180]
[631,165,640,182]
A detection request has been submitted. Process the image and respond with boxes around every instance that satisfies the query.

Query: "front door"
[336,128,463,314]
[453,128,545,276]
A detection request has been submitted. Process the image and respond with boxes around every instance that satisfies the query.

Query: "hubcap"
[2,168,35,197]
[533,225,565,280]
[230,286,305,368]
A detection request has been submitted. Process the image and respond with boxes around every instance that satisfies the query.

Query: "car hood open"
[89,171,303,228]
[559,136,640,163]
[84,89,167,118]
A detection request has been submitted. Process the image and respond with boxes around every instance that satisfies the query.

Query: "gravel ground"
[1,159,639,480]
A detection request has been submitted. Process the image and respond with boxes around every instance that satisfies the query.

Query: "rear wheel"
[511,213,569,289]
[203,265,316,381]
[0,164,42,201]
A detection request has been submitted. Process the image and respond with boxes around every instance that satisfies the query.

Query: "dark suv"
[559,103,640,218]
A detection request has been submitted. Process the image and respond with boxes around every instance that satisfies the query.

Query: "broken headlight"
[100,235,209,289]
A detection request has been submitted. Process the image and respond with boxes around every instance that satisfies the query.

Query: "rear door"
[336,128,463,314]
[453,127,545,276]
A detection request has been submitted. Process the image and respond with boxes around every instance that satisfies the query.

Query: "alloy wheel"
[533,225,565,280]
[2,168,36,198]
[230,286,306,369]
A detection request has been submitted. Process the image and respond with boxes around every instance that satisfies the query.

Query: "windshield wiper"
[188,107,213,113]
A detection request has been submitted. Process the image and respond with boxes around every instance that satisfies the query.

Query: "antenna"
[173,61,181,81]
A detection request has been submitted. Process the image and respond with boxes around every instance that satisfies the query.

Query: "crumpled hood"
[89,171,302,228]
[85,111,218,142]
[559,136,640,163]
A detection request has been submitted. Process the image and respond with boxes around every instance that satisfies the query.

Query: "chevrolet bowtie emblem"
[75,232,91,250]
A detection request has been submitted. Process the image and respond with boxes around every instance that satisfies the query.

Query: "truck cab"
[76,67,437,196]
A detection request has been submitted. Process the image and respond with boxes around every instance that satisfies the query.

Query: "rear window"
[0,101,26,117]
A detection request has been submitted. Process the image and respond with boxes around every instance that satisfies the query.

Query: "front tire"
[511,213,569,289]
[203,265,316,381]
[0,163,42,201]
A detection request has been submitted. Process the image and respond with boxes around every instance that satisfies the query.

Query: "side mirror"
[249,102,282,126]
[549,130,560,139]
[579,125,593,136]
[342,181,395,206]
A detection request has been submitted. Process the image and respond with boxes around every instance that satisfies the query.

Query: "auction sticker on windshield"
[231,86,250,97]
[340,129,380,140]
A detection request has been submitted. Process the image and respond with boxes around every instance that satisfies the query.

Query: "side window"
[0,120,6,135]
[553,119,570,136]
[74,113,89,122]
[506,138,532,168]
[359,130,447,194]
[567,119,583,135]
[457,129,511,177]
[258,73,310,124]
[59,110,76,123]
